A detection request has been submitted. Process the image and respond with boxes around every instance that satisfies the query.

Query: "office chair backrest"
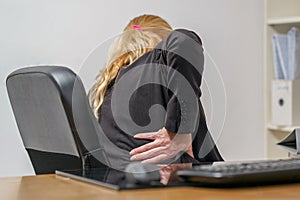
[6,66,109,174]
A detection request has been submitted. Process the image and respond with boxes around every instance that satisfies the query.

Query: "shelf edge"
[267,16,300,25]
[267,124,300,132]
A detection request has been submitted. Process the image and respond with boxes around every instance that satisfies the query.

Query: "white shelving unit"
[264,0,300,159]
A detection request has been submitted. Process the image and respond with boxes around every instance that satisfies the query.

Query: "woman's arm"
[130,29,204,164]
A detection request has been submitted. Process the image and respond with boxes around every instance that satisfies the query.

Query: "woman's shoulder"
[165,28,203,46]
[156,28,203,61]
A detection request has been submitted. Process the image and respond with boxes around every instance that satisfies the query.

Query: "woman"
[89,14,223,183]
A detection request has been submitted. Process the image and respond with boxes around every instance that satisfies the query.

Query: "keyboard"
[177,158,300,186]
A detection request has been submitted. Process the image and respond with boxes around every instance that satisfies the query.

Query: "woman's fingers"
[133,131,158,140]
[159,163,193,184]
[141,153,168,164]
[159,165,172,185]
[130,129,164,155]
[130,146,166,161]
[130,140,158,155]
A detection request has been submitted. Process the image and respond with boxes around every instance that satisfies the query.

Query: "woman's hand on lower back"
[129,127,193,163]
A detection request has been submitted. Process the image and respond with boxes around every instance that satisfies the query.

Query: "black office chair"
[6,66,110,174]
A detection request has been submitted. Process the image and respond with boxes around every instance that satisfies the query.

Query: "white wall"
[0,0,264,177]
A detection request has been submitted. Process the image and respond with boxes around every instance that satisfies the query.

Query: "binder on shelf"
[272,27,300,126]
[272,78,300,126]
[287,27,300,80]
[272,34,287,79]
[272,27,300,80]
[277,129,300,155]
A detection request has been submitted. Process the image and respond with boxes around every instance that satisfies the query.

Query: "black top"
[98,29,223,164]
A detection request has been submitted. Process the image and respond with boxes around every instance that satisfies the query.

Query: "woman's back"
[97,29,223,164]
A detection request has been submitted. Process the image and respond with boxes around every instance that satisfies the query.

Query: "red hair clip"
[132,25,142,30]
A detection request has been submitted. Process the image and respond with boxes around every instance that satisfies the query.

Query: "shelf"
[267,16,300,25]
[267,124,300,132]
[264,0,300,159]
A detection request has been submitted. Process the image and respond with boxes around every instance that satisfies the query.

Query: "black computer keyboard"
[177,158,300,186]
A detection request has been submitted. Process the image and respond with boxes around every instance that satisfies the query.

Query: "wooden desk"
[1,174,300,200]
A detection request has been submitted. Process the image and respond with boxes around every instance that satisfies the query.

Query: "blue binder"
[272,27,300,80]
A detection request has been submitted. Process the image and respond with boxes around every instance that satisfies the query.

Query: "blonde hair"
[89,14,172,117]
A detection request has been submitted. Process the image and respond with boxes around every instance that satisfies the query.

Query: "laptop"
[56,166,188,190]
